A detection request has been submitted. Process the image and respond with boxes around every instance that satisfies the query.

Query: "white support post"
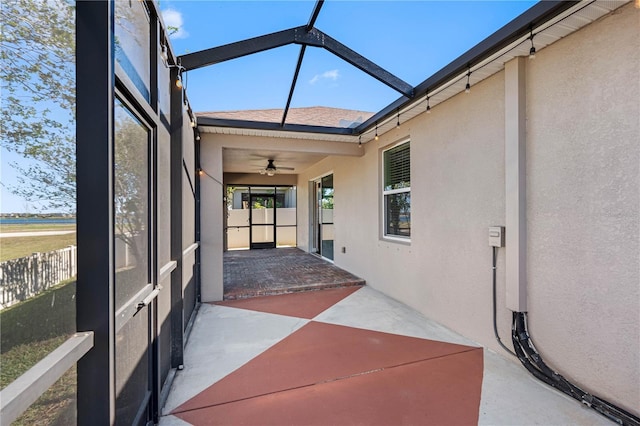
[505,57,527,312]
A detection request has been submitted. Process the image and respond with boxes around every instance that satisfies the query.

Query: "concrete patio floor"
[160,286,608,425]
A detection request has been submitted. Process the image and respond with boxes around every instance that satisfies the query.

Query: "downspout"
[503,57,640,426]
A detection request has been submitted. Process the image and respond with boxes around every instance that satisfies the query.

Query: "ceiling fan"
[259,159,295,176]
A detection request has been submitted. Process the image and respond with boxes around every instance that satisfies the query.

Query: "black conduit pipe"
[512,312,640,426]
[491,247,516,357]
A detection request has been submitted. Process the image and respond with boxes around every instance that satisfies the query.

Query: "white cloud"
[161,8,189,39]
[309,69,340,85]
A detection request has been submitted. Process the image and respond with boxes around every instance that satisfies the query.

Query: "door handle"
[137,287,161,310]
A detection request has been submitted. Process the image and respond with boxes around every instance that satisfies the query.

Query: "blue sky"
[1,0,536,214]
[163,1,536,113]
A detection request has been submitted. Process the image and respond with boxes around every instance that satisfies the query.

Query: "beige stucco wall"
[198,4,639,413]
[199,135,225,302]
[524,3,639,412]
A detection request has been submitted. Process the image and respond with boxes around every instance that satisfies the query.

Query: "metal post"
[76,1,115,423]
[169,66,184,368]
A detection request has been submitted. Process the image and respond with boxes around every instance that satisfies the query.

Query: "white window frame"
[381,139,411,242]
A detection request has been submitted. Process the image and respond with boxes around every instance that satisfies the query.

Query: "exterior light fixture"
[396,110,400,128]
[529,30,536,59]
[465,69,471,94]
[160,44,168,64]
[195,133,201,141]
[426,96,431,114]
[190,118,196,128]
[374,123,379,141]
[170,63,186,89]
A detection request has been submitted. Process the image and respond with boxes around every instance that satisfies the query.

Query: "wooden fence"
[0,246,77,309]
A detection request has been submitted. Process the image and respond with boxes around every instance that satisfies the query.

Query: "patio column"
[505,56,527,312]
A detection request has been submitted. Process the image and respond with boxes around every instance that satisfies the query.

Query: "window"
[383,141,411,239]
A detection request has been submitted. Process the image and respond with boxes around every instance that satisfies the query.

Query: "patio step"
[224,280,365,300]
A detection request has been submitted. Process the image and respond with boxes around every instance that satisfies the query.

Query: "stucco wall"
[199,137,225,302]
[525,3,639,412]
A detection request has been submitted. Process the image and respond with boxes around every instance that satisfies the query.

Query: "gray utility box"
[489,226,505,247]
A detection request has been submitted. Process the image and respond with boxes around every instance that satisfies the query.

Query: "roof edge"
[197,116,356,136]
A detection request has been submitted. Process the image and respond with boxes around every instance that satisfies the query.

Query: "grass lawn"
[1,279,77,424]
[0,232,76,261]
[1,337,77,425]
[12,366,76,426]
[1,280,76,353]
[0,335,70,388]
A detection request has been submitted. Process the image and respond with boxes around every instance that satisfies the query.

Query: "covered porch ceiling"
[178,1,628,175]
[222,148,327,176]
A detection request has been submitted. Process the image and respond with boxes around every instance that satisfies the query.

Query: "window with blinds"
[382,141,411,239]
[384,142,410,191]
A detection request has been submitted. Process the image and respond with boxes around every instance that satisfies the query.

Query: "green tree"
[0,0,75,211]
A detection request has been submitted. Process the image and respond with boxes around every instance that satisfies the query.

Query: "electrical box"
[489,226,505,247]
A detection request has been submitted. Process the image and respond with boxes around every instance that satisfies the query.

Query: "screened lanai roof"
[168,1,629,143]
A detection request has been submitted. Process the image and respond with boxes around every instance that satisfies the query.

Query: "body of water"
[0,218,76,225]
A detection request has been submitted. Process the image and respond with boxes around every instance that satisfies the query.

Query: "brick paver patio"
[223,248,365,299]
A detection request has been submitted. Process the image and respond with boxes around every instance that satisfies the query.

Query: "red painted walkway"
[171,288,484,425]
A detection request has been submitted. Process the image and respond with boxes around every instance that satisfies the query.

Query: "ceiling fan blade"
[278,166,295,171]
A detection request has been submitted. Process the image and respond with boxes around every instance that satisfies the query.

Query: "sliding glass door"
[311,174,334,261]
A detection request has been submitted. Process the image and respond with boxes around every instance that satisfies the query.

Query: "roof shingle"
[198,106,374,128]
